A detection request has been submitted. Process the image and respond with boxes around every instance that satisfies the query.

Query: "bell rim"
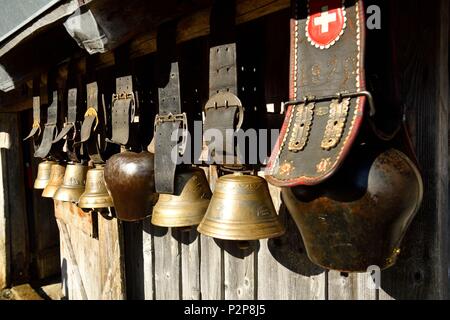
[34,180,50,190]
[53,188,85,202]
[197,218,286,241]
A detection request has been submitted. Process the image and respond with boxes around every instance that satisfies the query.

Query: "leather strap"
[53,88,77,143]
[153,22,187,194]
[203,0,243,164]
[78,82,105,163]
[154,62,187,194]
[24,96,42,141]
[266,0,367,187]
[108,76,135,146]
[34,91,58,158]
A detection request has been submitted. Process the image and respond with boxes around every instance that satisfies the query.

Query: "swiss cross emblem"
[306,0,347,49]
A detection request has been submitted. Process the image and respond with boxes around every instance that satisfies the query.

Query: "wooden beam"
[0,0,289,112]
[97,0,290,69]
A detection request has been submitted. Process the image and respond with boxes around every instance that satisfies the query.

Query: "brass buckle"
[84,107,99,131]
[32,119,42,136]
[204,92,244,130]
[154,112,188,155]
[284,90,376,117]
[112,92,136,120]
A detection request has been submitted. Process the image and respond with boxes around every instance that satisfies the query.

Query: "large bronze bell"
[53,163,89,203]
[282,146,423,272]
[152,167,212,228]
[78,165,114,211]
[104,151,157,221]
[42,163,66,198]
[34,160,57,189]
[197,173,285,240]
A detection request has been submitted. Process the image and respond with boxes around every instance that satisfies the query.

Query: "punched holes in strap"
[34,91,59,158]
[109,76,135,146]
[154,62,187,194]
[203,44,243,163]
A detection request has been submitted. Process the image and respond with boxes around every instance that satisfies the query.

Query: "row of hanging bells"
[35,161,113,213]
[151,167,285,241]
[34,158,284,241]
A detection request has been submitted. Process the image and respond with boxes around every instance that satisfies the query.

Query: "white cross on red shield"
[307,0,346,49]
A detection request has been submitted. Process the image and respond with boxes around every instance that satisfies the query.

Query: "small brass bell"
[42,163,66,198]
[34,160,57,189]
[78,165,114,211]
[53,163,89,203]
[152,167,212,228]
[197,173,285,240]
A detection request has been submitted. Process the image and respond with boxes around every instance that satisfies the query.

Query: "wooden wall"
[1,0,449,300]
[120,0,449,300]
[55,202,126,300]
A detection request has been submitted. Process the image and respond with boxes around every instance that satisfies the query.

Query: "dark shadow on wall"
[268,203,325,277]
[122,220,145,300]
[61,258,68,299]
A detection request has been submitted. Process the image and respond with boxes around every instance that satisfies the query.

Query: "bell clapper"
[237,241,251,250]
[179,226,194,233]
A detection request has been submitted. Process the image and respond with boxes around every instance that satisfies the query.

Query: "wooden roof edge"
[0,0,92,59]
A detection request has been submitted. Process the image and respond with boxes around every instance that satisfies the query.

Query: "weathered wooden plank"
[257,172,326,300]
[378,0,448,300]
[142,218,155,300]
[153,226,181,300]
[55,201,103,300]
[56,219,88,300]
[328,272,377,301]
[98,215,126,300]
[181,228,201,300]
[54,201,97,238]
[200,166,222,300]
[0,133,10,289]
[224,241,256,300]
[0,113,29,284]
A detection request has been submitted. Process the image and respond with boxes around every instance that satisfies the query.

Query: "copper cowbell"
[152,167,212,228]
[104,151,157,221]
[198,173,285,240]
[78,165,114,211]
[42,163,66,198]
[34,160,57,189]
[282,146,423,272]
[53,163,89,203]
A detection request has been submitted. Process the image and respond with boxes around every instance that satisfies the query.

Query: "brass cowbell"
[197,173,285,240]
[78,165,114,211]
[53,163,89,203]
[34,160,57,189]
[42,163,66,198]
[152,167,212,228]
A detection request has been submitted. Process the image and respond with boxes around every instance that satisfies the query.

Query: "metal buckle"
[205,92,244,130]
[112,91,136,120]
[154,112,188,155]
[32,119,41,132]
[284,90,376,117]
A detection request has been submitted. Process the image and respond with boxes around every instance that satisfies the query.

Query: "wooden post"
[0,113,30,288]
[0,131,11,289]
